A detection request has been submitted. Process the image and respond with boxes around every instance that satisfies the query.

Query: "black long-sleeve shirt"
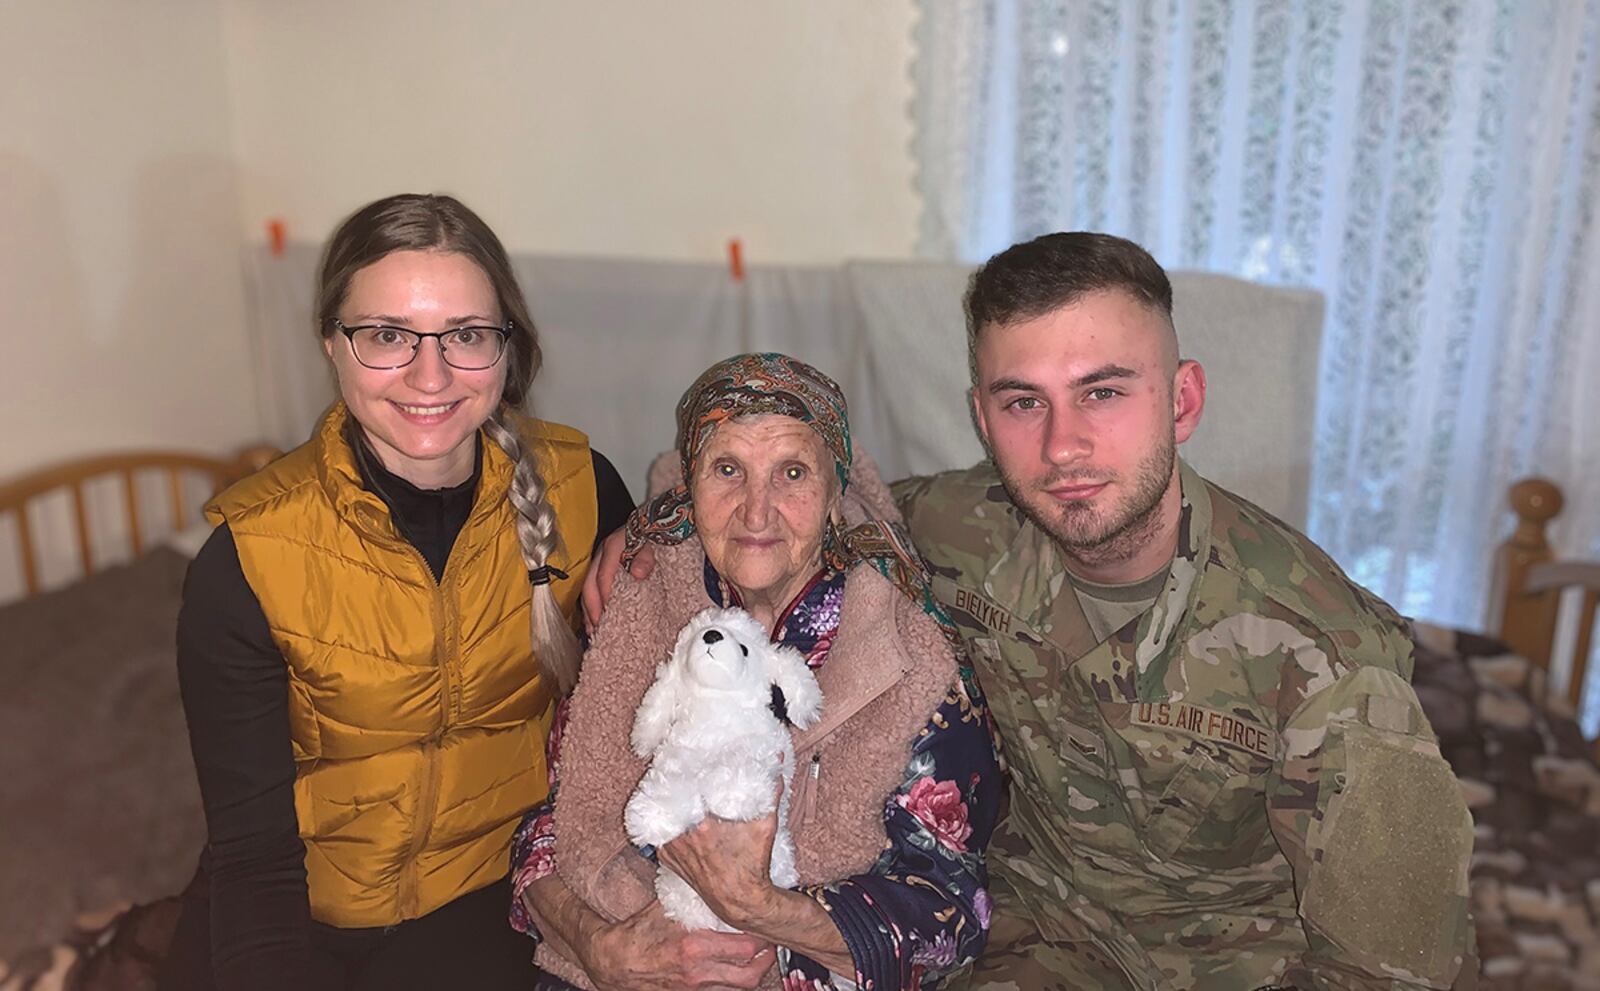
[175,442,632,990]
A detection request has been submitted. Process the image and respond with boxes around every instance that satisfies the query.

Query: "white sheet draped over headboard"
[244,247,1322,528]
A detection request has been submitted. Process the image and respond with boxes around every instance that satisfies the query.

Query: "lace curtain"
[913,0,1600,708]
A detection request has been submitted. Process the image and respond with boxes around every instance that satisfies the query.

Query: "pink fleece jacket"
[535,537,959,988]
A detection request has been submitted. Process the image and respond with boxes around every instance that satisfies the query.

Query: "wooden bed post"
[1493,478,1600,763]
[1492,478,1564,673]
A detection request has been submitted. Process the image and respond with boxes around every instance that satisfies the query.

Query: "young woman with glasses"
[159,194,635,990]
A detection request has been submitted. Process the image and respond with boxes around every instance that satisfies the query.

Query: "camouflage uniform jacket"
[896,460,1475,990]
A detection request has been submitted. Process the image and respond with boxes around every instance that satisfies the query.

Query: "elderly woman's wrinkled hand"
[580,898,773,991]
[658,807,783,933]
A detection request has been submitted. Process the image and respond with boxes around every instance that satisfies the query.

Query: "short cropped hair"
[964,232,1174,380]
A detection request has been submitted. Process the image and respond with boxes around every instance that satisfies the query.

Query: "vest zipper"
[398,737,440,918]
[397,548,451,920]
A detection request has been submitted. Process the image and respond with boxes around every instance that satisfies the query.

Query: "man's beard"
[995,428,1177,570]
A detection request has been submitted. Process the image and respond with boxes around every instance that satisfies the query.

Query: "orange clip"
[727,238,744,282]
[267,218,287,257]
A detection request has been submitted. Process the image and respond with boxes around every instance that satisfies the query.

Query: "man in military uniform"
[582,233,1477,989]
[896,232,1475,990]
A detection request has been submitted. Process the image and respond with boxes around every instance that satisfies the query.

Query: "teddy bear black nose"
[702,630,723,645]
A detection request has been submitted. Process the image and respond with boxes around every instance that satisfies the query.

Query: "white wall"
[1,1,921,592]
[0,0,259,481]
[0,0,921,482]
[219,0,920,263]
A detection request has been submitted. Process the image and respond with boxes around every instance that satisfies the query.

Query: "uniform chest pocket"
[1139,747,1230,861]
[1138,746,1274,865]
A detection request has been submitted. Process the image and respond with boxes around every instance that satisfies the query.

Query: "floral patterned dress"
[511,559,1002,990]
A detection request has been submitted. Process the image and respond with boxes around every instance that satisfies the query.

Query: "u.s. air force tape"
[1130,701,1275,759]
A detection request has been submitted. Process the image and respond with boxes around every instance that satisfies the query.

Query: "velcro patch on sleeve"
[1301,725,1473,984]
[1362,693,1416,735]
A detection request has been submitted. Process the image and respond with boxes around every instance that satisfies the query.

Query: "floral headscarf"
[676,352,852,491]
[623,352,957,641]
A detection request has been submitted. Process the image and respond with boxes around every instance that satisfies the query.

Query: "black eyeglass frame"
[330,318,512,371]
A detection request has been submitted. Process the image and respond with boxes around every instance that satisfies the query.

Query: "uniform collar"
[983,459,1213,691]
[986,509,1097,661]
[1124,460,1210,696]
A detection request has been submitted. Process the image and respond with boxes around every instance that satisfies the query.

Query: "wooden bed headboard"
[1492,477,1600,717]
[0,446,279,600]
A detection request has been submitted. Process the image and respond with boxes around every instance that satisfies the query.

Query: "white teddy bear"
[624,606,824,931]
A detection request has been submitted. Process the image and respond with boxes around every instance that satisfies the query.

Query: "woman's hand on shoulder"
[580,899,773,991]
[582,529,656,634]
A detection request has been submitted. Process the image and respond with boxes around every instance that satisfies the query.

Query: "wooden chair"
[1490,479,1600,733]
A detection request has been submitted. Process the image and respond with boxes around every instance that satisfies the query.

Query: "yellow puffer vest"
[206,402,597,927]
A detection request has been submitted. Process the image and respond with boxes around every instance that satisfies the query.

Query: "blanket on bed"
[0,548,203,982]
[1412,622,1600,989]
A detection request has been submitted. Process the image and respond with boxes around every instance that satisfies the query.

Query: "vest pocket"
[286,675,321,760]
[296,755,409,842]
[305,784,407,837]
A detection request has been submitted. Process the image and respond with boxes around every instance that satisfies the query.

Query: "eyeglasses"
[332,319,510,371]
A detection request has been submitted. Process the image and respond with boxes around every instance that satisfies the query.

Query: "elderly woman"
[511,353,1000,990]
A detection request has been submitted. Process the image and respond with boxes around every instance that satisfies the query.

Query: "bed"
[0,447,275,990]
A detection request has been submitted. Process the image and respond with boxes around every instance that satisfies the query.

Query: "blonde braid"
[483,408,583,694]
